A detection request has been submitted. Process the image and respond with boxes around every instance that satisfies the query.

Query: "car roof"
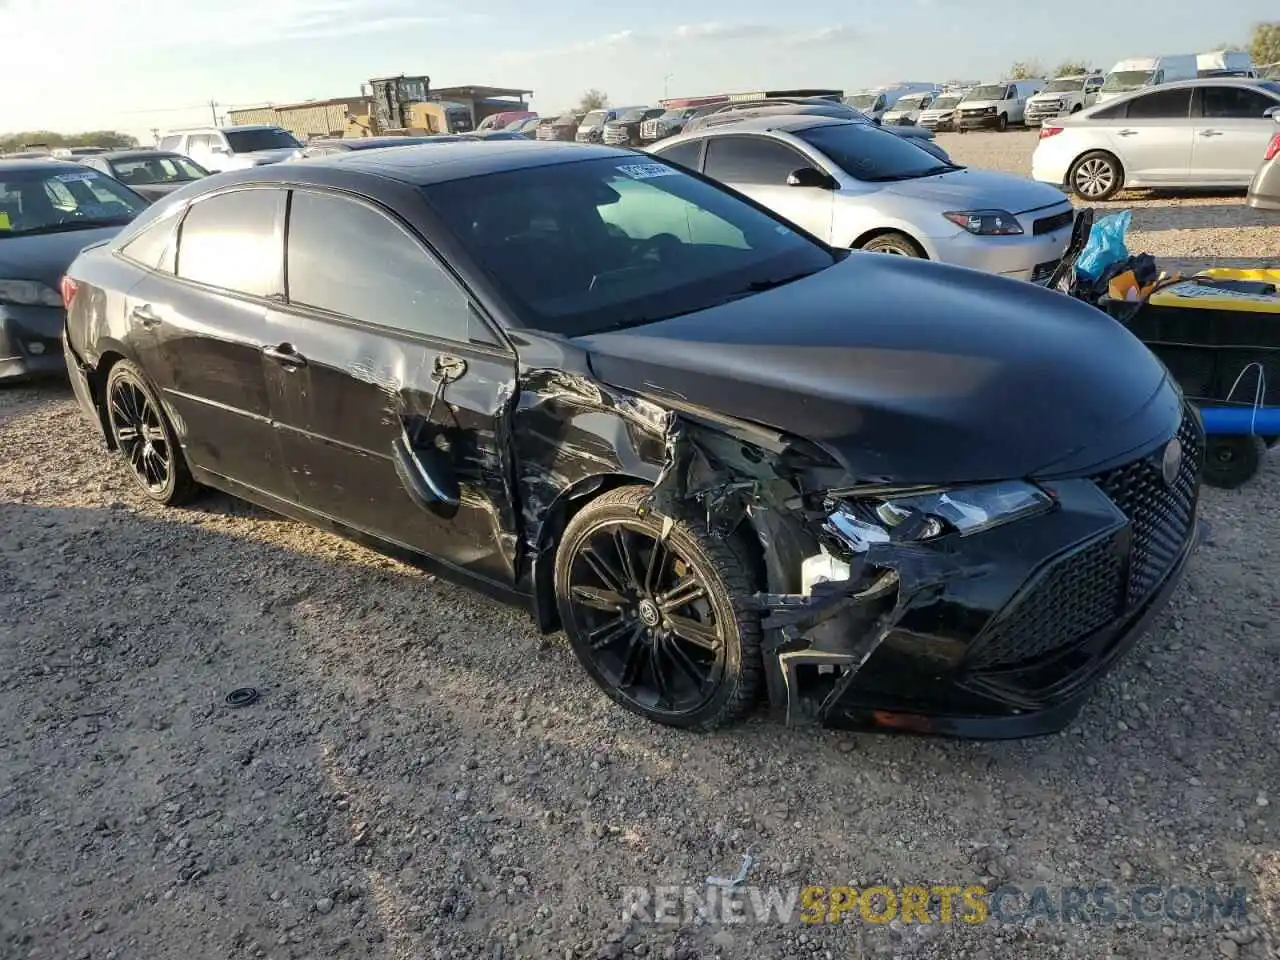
[96,150,186,160]
[1115,77,1278,92]
[167,124,283,133]
[0,157,78,173]
[658,114,859,147]
[209,140,635,188]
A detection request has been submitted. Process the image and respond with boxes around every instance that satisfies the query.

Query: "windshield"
[1044,78,1086,93]
[110,155,207,185]
[617,108,648,123]
[224,128,301,153]
[659,110,686,122]
[964,85,1009,101]
[420,156,835,337]
[582,110,608,127]
[890,94,929,111]
[795,122,955,183]
[555,112,578,124]
[846,94,877,109]
[0,167,147,237]
[930,95,963,110]
[1101,70,1153,92]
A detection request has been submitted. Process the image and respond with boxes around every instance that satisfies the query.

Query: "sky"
[0,0,1275,141]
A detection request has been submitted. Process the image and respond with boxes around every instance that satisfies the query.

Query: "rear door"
[264,187,520,585]
[127,186,291,497]
[1190,84,1280,185]
[702,134,835,241]
[1106,86,1194,183]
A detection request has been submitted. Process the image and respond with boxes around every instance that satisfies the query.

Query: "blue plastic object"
[1075,211,1132,280]
[1198,405,1280,436]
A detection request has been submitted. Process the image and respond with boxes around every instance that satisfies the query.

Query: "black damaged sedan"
[62,141,1202,738]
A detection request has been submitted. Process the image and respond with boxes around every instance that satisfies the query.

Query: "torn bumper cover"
[646,407,1202,740]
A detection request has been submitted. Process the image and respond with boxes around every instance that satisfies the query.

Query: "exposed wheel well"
[530,474,768,634]
[89,350,128,449]
[851,228,929,257]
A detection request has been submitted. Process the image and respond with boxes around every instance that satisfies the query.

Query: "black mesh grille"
[1092,412,1202,607]
[965,535,1124,670]
[1033,210,1074,236]
[965,408,1201,672]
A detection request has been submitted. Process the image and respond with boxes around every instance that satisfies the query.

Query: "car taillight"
[1039,125,1064,140]
[60,276,79,310]
[1265,133,1280,162]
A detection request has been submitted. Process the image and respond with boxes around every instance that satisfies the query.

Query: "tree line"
[0,130,138,153]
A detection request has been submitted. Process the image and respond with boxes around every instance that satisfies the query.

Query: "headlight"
[0,279,62,307]
[942,209,1024,236]
[826,481,1054,551]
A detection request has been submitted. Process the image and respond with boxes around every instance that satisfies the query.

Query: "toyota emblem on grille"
[1161,437,1182,486]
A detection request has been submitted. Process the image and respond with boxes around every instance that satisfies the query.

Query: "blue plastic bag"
[1074,210,1131,280]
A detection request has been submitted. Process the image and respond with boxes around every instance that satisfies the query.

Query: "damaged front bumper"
[755,452,1200,739]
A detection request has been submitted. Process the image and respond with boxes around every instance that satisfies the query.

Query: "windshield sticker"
[54,170,100,183]
[76,202,122,219]
[616,163,679,180]
[0,211,9,230]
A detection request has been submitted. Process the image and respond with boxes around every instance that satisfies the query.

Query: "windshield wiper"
[744,270,819,292]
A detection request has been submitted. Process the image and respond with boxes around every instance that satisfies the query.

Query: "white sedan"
[1032,77,1280,200]
[650,115,1076,282]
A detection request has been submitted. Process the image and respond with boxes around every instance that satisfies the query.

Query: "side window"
[176,188,283,296]
[1125,88,1191,119]
[1091,100,1129,119]
[120,216,179,273]
[285,190,471,342]
[1006,86,1018,101]
[655,139,702,171]
[703,136,812,185]
[1201,86,1278,118]
[157,135,181,152]
[188,134,211,152]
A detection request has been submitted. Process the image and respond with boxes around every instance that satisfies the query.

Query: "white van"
[956,79,1045,132]
[882,89,943,125]
[1096,55,1198,103]
[1024,74,1105,125]
[843,82,938,122]
[1196,50,1256,77]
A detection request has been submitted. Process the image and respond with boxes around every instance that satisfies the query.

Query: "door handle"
[262,343,307,368]
[1198,129,1223,137]
[1116,129,1138,137]
[130,303,161,328]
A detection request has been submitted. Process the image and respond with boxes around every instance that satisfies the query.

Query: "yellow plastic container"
[1146,269,1280,315]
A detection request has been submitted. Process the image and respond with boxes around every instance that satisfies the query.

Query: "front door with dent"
[702,135,835,242]
[1190,85,1280,185]
[265,188,519,586]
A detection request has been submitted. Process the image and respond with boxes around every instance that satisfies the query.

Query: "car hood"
[575,255,1178,485]
[881,167,1068,213]
[0,225,126,287]
[884,123,932,140]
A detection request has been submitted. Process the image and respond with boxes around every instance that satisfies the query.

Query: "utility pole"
[663,73,674,99]
[209,100,219,126]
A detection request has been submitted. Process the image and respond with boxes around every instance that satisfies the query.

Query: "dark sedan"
[62,142,1201,738]
[1,159,149,380]
[79,150,210,202]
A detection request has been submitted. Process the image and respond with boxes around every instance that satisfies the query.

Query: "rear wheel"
[1201,436,1267,489]
[1069,151,1123,201]
[860,232,925,258]
[554,485,762,730]
[105,360,198,506]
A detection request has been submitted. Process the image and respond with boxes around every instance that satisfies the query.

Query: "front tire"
[996,113,1009,132]
[1069,150,1124,201]
[861,231,925,258]
[554,485,762,730]
[105,360,198,506]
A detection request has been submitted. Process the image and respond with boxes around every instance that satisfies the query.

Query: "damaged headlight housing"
[942,209,1024,236]
[828,480,1053,551]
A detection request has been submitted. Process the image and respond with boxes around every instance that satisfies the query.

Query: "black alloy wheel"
[105,360,197,505]
[555,486,761,730]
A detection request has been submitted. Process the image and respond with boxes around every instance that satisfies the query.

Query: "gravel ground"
[2,131,1279,960]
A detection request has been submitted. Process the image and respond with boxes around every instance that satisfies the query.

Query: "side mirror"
[787,167,835,189]
[1265,105,1280,122]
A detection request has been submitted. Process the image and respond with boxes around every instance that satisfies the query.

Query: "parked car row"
[53,136,1204,739]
